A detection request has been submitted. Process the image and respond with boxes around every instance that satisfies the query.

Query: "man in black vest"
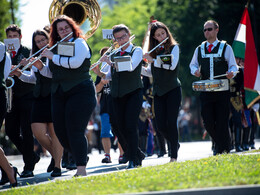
[3,25,39,179]
[189,20,238,155]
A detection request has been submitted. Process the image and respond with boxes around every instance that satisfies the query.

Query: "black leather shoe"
[20,170,34,178]
[242,144,249,151]
[47,158,55,173]
[249,144,256,150]
[158,151,166,158]
[126,161,135,169]
[67,160,77,170]
[32,154,40,170]
[235,145,243,152]
[51,167,61,177]
[0,168,9,185]
[119,154,129,164]
[9,167,18,188]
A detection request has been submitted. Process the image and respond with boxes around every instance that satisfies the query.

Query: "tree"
[0,0,20,40]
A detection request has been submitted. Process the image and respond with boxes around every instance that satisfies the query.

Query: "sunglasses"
[203,28,213,32]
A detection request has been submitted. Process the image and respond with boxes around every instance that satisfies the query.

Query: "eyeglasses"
[115,33,128,41]
[58,25,71,33]
[35,38,47,45]
[203,28,213,32]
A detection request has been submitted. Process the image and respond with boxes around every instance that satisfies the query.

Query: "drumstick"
[147,37,169,54]
[213,71,239,79]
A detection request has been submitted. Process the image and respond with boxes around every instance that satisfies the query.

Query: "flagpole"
[246,0,250,8]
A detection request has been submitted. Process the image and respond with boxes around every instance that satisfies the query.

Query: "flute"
[90,35,135,71]
[21,32,73,72]
[9,44,49,74]
[147,37,169,54]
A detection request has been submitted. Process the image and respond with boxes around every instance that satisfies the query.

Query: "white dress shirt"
[189,39,238,76]
[40,37,91,78]
[141,44,180,77]
[101,43,143,80]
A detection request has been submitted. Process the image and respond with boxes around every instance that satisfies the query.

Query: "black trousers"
[0,88,7,129]
[5,92,36,171]
[200,90,231,153]
[112,89,143,161]
[154,87,181,159]
[52,80,96,166]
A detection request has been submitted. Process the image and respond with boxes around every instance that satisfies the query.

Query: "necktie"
[11,51,16,58]
[120,51,126,56]
[208,44,213,53]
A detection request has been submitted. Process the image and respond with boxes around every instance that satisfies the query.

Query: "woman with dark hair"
[142,21,182,162]
[12,29,63,177]
[93,24,144,169]
[34,15,96,176]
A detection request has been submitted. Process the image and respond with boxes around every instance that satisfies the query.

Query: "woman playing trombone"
[93,24,145,169]
[142,21,182,162]
[12,29,63,177]
[32,15,96,176]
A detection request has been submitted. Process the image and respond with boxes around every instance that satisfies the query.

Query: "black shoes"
[0,168,9,185]
[235,145,243,152]
[0,166,18,187]
[101,154,112,163]
[126,161,135,169]
[51,167,61,177]
[20,170,34,178]
[158,151,166,158]
[10,167,18,188]
[119,154,129,164]
[47,158,55,173]
[67,160,77,170]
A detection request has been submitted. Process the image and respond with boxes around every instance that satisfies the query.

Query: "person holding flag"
[189,20,238,155]
[232,5,260,120]
[232,4,260,150]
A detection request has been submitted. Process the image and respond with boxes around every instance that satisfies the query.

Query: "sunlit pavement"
[1,140,260,193]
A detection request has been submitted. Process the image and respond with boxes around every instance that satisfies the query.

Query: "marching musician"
[189,20,238,155]
[33,15,96,177]
[142,21,181,162]
[0,42,18,187]
[93,24,145,169]
[3,24,39,179]
[12,29,63,177]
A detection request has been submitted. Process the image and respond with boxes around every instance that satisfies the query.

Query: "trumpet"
[89,35,135,71]
[21,32,73,72]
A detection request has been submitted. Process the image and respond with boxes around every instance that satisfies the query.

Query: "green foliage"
[3,152,260,194]
[0,0,20,40]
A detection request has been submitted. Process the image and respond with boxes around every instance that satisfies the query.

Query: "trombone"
[21,32,73,72]
[90,35,135,71]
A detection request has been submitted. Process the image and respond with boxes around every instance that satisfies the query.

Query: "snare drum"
[192,79,223,91]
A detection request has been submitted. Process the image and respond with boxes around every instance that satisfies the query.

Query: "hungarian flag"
[232,7,260,108]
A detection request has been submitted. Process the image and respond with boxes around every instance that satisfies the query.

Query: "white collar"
[206,39,219,47]
[120,43,133,53]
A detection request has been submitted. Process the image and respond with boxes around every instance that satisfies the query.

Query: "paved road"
[1,140,260,192]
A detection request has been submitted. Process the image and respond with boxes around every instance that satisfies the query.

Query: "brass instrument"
[6,77,14,113]
[49,0,101,39]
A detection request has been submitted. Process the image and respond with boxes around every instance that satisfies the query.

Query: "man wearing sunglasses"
[189,20,238,155]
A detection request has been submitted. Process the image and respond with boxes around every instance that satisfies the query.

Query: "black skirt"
[31,95,52,123]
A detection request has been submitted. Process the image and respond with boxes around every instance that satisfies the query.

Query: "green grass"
[3,152,260,195]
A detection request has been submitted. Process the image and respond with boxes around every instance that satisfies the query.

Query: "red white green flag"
[232,7,260,108]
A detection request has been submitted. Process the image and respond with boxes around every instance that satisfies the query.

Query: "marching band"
[0,0,259,189]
